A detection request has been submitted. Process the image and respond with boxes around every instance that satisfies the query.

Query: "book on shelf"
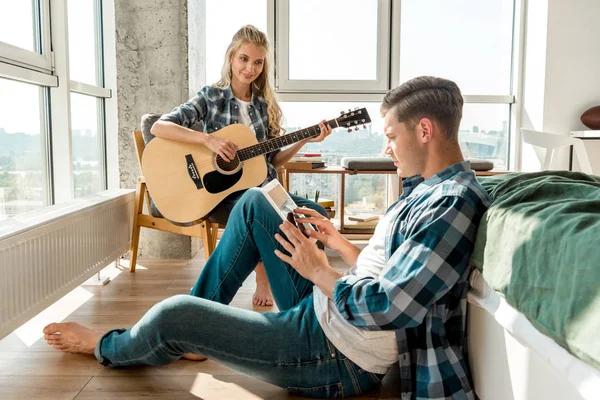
[344,218,379,230]
[290,156,324,163]
[285,161,326,170]
[347,214,380,223]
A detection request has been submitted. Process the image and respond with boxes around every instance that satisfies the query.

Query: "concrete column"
[115,0,193,259]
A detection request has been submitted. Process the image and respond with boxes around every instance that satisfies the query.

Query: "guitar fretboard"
[237,119,338,162]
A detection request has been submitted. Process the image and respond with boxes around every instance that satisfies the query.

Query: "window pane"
[459,104,510,170]
[288,0,378,80]
[282,102,389,220]
[0,0,36,52]
[0,78,48,220]
[400,0,514,95]
[71,93,104,198]
[206,0,267,86]
[68,0,99,85]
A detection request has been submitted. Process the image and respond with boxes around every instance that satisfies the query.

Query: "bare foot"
[182,353,208,361]
[252,280,274,307]
[43,322,103,354]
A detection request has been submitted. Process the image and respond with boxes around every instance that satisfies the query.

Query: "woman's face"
[230,42,265,87]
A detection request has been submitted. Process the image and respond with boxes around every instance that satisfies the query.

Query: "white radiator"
[0,189,135,339]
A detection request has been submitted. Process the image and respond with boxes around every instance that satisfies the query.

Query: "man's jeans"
[94,189,384,398]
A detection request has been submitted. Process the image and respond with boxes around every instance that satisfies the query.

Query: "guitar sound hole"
[216,154,240,172]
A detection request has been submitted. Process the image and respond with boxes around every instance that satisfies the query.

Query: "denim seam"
[207,226,250,302]
[252,217,303,301]
[166,340,338,367]
[344,357,363,395]
[105,341,174,366]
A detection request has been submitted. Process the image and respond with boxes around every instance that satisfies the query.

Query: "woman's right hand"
[204,135,238,162]
[294,207,345,251]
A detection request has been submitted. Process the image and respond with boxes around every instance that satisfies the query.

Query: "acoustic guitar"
[142,108,371,223]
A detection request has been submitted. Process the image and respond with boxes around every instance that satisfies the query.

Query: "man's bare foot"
[43,322,103,354]
[182,353,208,361]
[252,280,274,307]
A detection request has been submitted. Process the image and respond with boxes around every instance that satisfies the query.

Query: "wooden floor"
[0,252,401,399]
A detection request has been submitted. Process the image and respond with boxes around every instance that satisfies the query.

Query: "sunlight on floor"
[13,286,93,347]
[190,373,283,399]
[12,263,126,347]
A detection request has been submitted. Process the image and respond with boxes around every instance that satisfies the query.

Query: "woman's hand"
[274,220,331,282]
[294,207,345,251]
[306,120,333,143]
[204,135,238,162]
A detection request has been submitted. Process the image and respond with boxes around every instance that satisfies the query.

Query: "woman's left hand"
[306,120,332,143]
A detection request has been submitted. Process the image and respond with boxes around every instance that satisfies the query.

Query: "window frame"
[0,0,53,74]
[275,0,391,95]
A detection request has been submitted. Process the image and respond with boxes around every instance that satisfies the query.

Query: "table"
[568,134,600,171]
[282,166,401,234]
[282,165,512,235]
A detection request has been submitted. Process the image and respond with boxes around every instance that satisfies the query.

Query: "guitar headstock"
[335,107,372,132]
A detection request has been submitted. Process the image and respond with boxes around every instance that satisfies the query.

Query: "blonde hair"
[214,25,284,138]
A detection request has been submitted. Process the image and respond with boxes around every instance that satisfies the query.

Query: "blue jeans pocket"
[285,382,344,398]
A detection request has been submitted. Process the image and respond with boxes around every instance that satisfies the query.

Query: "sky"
[1,0,513,135]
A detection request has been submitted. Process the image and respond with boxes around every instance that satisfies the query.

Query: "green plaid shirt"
[334,161,492,399]
[160,85,280,184]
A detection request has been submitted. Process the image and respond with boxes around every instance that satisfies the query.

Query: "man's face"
[383,109,424,177]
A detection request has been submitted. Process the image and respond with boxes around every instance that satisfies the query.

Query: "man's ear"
[418,118,434,143]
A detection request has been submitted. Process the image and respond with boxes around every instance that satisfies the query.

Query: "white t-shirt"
[313,202,406,374]
[235,97,253,129]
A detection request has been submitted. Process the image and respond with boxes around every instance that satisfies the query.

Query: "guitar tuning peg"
[354,107,359,110]
[348,109,351,113]
[363,125,367,129]
[354,127,360,131]
[340,111,344,115]
[347,128,352,133]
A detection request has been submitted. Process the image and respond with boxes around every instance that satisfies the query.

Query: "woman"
[151,25,330,307]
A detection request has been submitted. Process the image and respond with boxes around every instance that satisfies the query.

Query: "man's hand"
[274,220,331,281]
[294,207,345,251]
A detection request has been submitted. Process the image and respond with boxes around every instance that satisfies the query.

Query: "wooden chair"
[129,129,222,272]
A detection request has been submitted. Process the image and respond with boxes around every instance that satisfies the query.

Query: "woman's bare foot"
[182,353,208,361]
[252,280,274,307]
[43,322,103,354]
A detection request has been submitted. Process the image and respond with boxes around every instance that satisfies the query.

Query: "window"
[68,0,101,86]
[0,0,52,72]
[276,0,391,93]
[205,0,268,86]
[71,93,104,198]
[0,78,49,220]
[396,0,515,169]
[67,0,108,196]
[282,102,392,217]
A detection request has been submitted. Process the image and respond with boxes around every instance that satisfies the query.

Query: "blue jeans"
[95,189,384,398]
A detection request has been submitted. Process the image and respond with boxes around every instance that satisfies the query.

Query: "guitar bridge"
[185,154,204,190]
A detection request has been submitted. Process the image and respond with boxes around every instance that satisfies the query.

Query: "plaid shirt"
[160,85,280,184]
[334,161,491,400]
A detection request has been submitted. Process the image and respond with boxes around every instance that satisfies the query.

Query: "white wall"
[519,0,600,173]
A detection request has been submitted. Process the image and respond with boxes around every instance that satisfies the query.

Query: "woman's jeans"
[94,189,384,398]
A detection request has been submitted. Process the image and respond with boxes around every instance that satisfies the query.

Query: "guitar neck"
[237,119,339,162]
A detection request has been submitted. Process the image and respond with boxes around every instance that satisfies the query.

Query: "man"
[44,76,491,399]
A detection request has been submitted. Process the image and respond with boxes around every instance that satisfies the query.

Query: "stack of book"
[345,214,380,230]
[317,198,335,219]
[286,153,326,170]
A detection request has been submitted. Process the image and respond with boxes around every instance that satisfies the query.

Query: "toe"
[43,323,62,334]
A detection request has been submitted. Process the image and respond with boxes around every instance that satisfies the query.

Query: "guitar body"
[142,124,268,223]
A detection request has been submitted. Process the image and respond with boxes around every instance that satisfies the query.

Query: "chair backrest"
[521,129,593,174]
[132,129,146,176]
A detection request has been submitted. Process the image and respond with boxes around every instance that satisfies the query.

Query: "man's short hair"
[381,76,463,141]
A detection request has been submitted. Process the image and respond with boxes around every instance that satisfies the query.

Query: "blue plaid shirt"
[160,86,280,184]
[334,161,491,400]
